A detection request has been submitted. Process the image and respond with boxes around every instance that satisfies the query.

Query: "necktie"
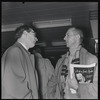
[61,65,68,78]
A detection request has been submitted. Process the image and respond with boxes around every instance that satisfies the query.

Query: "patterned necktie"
[71,58,80,64]
[61,65,68,78]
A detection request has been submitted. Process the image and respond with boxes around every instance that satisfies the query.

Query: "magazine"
[68,63,96,94]
[70,63,96,83]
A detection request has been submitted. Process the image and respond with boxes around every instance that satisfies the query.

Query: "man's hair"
[68,27,84,44]
[15,24,35,39]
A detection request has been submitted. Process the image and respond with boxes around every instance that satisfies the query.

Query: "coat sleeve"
[2,48,32,99]
[87,55,98,98]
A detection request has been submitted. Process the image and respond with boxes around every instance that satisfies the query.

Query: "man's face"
[64,29,77,48]
[26,29,38,48]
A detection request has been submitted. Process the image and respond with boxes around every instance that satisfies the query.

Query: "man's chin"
[66,44,69,47]
[32,44,35,47]
[31,44,35,48]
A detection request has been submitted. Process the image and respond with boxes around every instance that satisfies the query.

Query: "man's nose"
[64,36,66,40]
[35,37,38,41]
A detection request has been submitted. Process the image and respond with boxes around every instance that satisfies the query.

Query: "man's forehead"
[68,28,75,32]
[66,29,74,35]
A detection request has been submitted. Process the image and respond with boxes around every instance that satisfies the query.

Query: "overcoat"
[48,47,98,99]
[2,42,39,99]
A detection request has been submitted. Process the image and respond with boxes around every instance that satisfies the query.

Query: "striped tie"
[61,65,68,78]
[71,58,80,64]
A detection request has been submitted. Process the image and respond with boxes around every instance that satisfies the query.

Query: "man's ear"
[76,34,80,40]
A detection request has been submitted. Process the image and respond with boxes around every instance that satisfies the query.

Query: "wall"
[2,9,95,66]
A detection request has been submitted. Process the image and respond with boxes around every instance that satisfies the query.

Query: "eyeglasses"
[29,31,36,37]
[66,34,75,37]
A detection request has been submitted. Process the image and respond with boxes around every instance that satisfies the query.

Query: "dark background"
[2,2,98,67]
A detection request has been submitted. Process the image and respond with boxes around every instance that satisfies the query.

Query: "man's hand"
[76,73,85,83]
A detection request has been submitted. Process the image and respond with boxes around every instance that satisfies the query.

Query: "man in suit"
[2,25,39,99]
[48,27,98,99]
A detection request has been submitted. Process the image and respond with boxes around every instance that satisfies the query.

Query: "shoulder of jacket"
[83,49,98,65]
[5,46,21,55]
[61,53,67,58]
[81,47,96,58]
[86,51,97,61]
[56,54,66,67]
[44,58,53,65]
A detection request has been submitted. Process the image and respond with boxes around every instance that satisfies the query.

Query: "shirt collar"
[18,41,28,51]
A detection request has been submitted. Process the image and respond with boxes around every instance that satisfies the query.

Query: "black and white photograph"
[1,2,98,99]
